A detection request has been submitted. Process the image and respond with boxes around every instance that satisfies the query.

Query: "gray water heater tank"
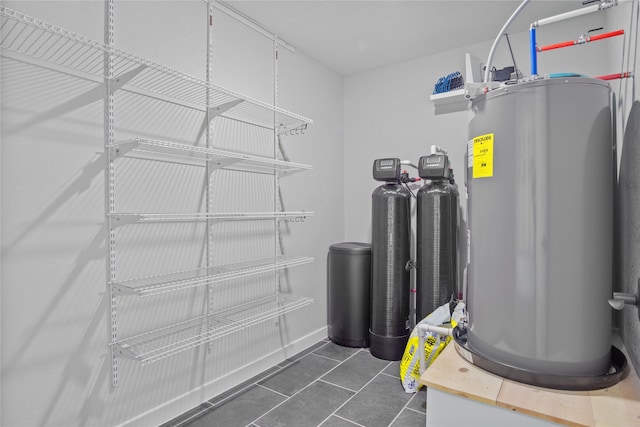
[466,77,614,379]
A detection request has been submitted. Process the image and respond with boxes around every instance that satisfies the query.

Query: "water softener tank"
[416,153,459,321]
[465,77,615,384]
[370,158,411,360]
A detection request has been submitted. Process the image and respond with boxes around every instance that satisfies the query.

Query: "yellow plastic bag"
[400,326,452,393]
[400,301,464,393]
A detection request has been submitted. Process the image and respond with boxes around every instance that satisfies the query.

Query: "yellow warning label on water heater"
[472,133,494,178]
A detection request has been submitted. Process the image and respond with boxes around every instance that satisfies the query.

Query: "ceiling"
[224,0,582,75]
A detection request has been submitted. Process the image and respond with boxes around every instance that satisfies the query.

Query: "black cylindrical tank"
[327,242,372,348]
[416,178,459,320]
[370,182,411,361]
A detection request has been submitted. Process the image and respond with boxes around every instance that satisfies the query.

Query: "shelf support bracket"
[111,284,134,296]
[112,343,138,360]
[110,214,142,227]
[208,157,242,170]
[207,99,243,121]
[111,64,148,94]
[109,139,141,158]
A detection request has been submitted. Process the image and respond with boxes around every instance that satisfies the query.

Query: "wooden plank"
[421,342,640,427]
[420,343,504,406]
[589,360,640,427]
[497,380,595,427]
[496,355,640,427]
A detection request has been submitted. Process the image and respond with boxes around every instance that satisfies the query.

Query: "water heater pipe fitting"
[417,324,453,375]
[608,279,640,310]
[430,145,448,155]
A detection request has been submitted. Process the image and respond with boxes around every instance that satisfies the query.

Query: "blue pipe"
[530,26,538,76]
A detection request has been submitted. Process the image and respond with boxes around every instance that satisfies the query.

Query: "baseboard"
[118,326,328,427]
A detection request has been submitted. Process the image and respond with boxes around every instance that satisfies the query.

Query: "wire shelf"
[109,138,313,175]
[110,211,314,227]
[112,293,313,365]
[111,255,315,297]
[0,6,313,128]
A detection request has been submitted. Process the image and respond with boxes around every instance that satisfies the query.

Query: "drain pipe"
[417,324,454,375]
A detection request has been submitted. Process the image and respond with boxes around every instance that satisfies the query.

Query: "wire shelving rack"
[1,3,315,382]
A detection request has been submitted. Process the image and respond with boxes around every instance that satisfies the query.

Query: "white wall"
[0,1,343,426]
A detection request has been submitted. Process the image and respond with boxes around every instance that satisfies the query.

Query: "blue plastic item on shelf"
[433,71,464,95]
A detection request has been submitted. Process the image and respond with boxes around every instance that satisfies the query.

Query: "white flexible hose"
[484,0,531,83]
[400,160,418,170]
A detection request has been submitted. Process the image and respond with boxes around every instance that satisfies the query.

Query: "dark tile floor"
[161,339,427,427]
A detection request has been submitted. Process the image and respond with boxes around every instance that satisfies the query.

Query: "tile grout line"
[379,371,400,380]
[405,406,425,415]
[279,341,331,366]
[317,360,394,427]
[246,348,365,426]
[311,352,354,364]
[246,380,313,427]
[317,378,359,394]
[256,383,290,399]
[386,388,425,426]
[333,413,367,427]
[186,359,295,416]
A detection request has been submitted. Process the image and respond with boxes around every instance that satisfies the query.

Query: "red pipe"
[538,40,575,51]
[537,29,625,52]
[596,72,633,81]
[589,29,625,42]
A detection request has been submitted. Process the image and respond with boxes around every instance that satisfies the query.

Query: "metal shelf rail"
[110,211,314,227]
[112,293,313,365]
[0,6,313,129]
[111,255,315,297]
[109,137,313,175]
